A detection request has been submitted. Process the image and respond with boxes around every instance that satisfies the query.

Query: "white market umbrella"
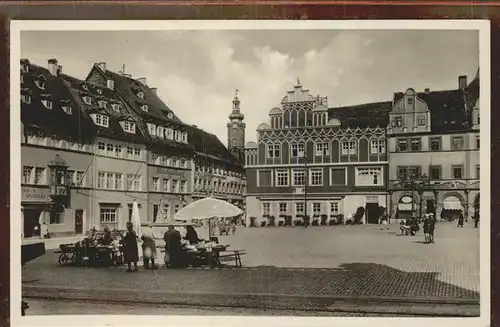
[173,197,243,239]
[131,200,143,261]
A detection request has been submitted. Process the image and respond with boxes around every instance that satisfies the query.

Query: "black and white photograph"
[10,20,490,326]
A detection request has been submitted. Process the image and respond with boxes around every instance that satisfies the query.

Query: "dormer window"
[121,121,136,134]
[147,123,157,136]
[35,79,45,90]
[41,95,52,109]
[92,113,109,128]
[21,89,31,104]
[82,84,89,91]
[174,130,181,142]
[96,88,103,95]
[391,116,402,127]
[62,105,72,115]
[98,100,107,109]
[157,126,164,139]
[82,96,92,105]
[167,112,173,119]
[21,64,29,73]
[141,104,149,112]
[111,103,120,112]
[137,91,144,99]
[181,132,188,143]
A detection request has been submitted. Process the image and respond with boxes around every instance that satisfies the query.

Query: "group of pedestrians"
[422,213,437,244]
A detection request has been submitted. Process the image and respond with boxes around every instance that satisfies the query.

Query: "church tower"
[227,89,246,162]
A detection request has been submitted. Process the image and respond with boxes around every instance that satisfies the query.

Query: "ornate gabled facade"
[387,72,480,222]
[245,81,391,226]
[20,58,245,240]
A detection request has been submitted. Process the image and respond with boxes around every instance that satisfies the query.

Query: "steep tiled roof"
[20,60,96,143]
[188,126,243,166]
[466,69,480,110]
[62,74,149,145]
[92,66,184,126]
[328,101,392,129]
[393,89,469,133]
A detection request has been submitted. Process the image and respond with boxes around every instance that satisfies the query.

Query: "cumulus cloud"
[21,29,479,145]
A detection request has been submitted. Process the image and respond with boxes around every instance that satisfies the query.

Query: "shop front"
[21,186,50,239]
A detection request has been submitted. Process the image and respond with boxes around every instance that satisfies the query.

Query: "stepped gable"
[328,101,392,129]
[62,73,148,145]
[189,126,244,167]
[20,59,96,143]
[393,88,469,134]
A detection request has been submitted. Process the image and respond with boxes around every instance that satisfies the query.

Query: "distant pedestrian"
[41,222,49,239]
[457,212,464,228]
[121,221,139,272]
[474,214,479,228]
[380,213,389,230]
[428,213,436,243]
[141,233,157,270]
[422,214,430,244]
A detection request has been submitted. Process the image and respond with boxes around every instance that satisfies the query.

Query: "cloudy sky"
[21,29,479,145]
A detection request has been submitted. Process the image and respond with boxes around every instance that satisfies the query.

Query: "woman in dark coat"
[184,225,202,245]
[121,221,139,272]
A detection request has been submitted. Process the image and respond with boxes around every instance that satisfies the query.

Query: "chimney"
[57,65,63,75]
[458,75,467,90]
[424,88,430,93]
[150,87,157,95]
[137,77,147,86]
[107,79,114,90]
[96,62,106,71]
[48,58,58,76]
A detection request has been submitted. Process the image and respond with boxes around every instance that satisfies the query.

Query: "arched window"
[298,110,306,127]
[290,109,298,127]
[283,111,290,128]
[306,111,313,126]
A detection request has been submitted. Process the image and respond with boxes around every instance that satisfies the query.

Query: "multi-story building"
[387,72,480,221]
[86,64,194,224]
[245,81,391,225]
[20,58,245,239]
[20,59,98,238]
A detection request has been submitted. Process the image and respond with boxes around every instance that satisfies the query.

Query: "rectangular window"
[476,136,480,149]
[34,167,45,185]
[171,180,179,193]
[417,115,426,126]
[163,179,170,192]
[106,173,113,189]
[275,170,289,186]
[97,142,106,155]
[397,139,408,152]
[370,139,385,154]
[258,170,272,187]
[392,116,402,127]
[313,203,321,216]
[341,140,357,155]
[134,148,141,159]
[407,98,414,106]
[114,173,123,190]
[22,166,33,184]
[315,142,330,156]
[292,169,305,186]
[100,207,118,225]
[397,167,407,181]
[76,171,85,187]
[152,177,159,191]
[49,211,62,224]
[356,167,382,186]
[407,166,422,178]
[67,170,75,186]
[291,143,305,157]
[476,165,480,178]
[429,166,441,180]
[295,203,304,216]
[279,203,287,215]
[94,114,109,128]
[452,165,464,179]
[126,174,134,190]
[430,137,441,151]
[106,143,114,154]
[180,181,187,193]
[410,138,421,151]
[133,176,141,191]
[267,144,280,158]
[114,145,122,158]
[451,136,464,150]
[309,169,323,186]
[98,172,105,188]
[126,147,134,159]
[262,203,270,216]
[330,202,339,215]
[122,121,136,133]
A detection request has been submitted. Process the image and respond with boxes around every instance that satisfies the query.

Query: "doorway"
[23,207,43,238]
[365,203,380,224]
[75,209,84,234]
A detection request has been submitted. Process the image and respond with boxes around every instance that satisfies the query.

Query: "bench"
[218,249,246,268]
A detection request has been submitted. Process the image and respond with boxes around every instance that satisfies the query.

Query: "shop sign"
[156,167,188,179]
[22,187,50,202]
[365,195,379,203]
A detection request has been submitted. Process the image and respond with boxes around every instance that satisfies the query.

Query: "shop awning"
[398,203,413,211]
[443,197,462,210]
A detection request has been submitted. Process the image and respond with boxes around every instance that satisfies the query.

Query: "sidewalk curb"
[22,285,480,317]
